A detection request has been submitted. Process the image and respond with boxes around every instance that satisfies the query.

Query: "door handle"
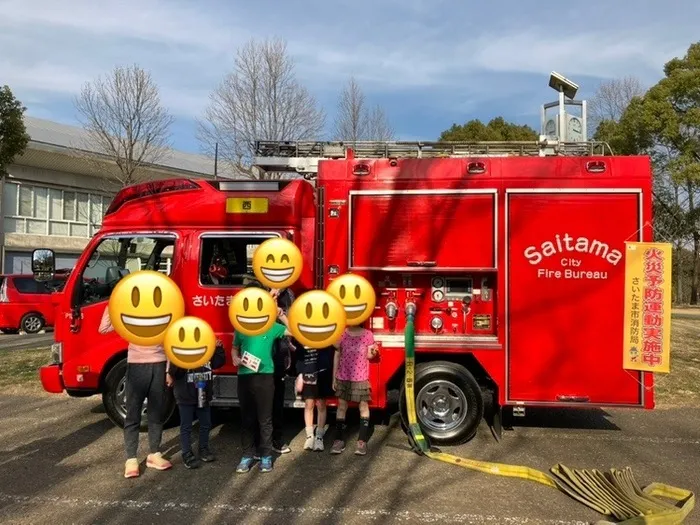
[69,308,82,333]
[556,395,590,403]
[406,261,437,267]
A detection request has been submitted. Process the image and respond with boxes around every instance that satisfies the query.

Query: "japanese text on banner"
[622,242,672,373]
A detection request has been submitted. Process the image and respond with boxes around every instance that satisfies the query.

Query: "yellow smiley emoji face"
[163,317,216,369]
[252,238,303,289]
[108,270,185,346]
[288,290,346,348]
[326,273,376,326]
[229,287,277,336]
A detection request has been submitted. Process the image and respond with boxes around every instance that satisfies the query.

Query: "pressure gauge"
[432,289,445,302]
[432,277,444,289]
[430,316,444,332]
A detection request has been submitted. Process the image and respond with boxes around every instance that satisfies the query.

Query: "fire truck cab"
[34,138,654,445]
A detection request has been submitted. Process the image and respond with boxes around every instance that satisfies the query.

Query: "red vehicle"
[0,273,68,334]
[33,139,654,444]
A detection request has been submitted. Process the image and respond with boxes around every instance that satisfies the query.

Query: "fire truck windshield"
[77,234,175,306]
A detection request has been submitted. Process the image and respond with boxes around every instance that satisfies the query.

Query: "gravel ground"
[0,392,697,525]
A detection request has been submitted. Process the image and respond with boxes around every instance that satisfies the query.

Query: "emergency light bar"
[208,181,289,192]
[105,179,200,216]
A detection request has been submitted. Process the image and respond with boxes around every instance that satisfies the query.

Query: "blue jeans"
[178,404,212,453]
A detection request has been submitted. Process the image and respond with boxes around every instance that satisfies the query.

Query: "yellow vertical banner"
[623,242,673,373]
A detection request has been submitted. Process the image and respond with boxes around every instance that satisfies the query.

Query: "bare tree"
[588,75,645,130]
[366,105,395,142]
[333,77,366,141]
[74,65,174,190]
[333,76,395,142]
[198,37,326,180]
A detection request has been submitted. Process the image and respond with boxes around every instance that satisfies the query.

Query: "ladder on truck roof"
[252,139,612,175]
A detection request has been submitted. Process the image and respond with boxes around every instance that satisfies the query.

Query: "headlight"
[51,342,63,364]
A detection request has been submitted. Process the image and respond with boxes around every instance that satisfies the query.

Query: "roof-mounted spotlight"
[548,71,579,100]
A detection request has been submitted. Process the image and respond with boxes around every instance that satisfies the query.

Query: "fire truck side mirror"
[32,249,55,282]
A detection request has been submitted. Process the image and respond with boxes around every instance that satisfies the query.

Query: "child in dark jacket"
[167,341,226,469]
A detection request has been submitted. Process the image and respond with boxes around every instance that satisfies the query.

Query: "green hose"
[402,314,694,524]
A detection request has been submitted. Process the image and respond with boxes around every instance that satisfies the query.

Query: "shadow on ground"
[0,393,697,525]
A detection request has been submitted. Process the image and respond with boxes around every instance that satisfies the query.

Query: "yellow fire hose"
[402,313,695,524]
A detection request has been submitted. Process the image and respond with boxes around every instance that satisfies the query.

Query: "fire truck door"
[506,191,644,406]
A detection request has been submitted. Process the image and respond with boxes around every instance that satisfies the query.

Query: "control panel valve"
[405,301,417,319]
[462,295,472,334]
[385,301,399,321]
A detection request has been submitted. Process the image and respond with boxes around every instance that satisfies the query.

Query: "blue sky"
[2,0,698,154]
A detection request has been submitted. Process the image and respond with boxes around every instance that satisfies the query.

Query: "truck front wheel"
[399,361,484,446]
[102,359,176,431]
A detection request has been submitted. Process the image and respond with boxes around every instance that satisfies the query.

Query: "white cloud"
[0,0,243,51]
[1,0,698,138]
[0,0,246,121]
[0,61,87,96]
[468,31,686,82]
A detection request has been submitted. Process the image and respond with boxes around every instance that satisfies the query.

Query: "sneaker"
[124,458,139,478]
[303,435,315,451]
[259,456,273,472]
[313,436,325,452]
[182,451,201,469]
[355,440,367,456]
[146,452,172,470]
[199,447,215,462]
[236,457,255,473]
[330,440,345,455]
[273,441,291,454]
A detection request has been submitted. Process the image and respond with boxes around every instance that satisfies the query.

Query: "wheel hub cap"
[432,395,450,417]
[415,379,469,433]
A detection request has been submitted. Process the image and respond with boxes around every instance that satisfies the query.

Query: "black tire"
[399,361,484,446]
[102,359,176,432]
[20,313,45,334]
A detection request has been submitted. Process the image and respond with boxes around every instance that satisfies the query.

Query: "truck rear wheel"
[102,359,176,432]
[399,361,484,445]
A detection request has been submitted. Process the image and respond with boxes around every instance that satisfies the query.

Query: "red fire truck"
[33,139,654,445]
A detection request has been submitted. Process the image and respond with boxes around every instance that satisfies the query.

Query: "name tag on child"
[241,351,261,372]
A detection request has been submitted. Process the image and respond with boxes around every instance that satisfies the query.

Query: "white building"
[1,117,217,273]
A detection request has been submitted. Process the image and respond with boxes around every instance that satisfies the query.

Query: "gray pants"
[124,361,167,459]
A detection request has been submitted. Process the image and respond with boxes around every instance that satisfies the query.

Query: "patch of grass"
[1,319,698,405]
[655,318,700,408]
[0,346,51,391]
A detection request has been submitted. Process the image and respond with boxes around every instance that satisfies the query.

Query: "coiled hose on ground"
[402,314,695,524]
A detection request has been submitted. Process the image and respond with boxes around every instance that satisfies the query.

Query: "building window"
[3,181,112,238]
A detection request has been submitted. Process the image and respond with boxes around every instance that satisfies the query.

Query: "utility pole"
[214,142,218,180]
[0,172,5,273]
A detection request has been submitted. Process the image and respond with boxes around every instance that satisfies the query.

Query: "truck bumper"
[39,364,64,394]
